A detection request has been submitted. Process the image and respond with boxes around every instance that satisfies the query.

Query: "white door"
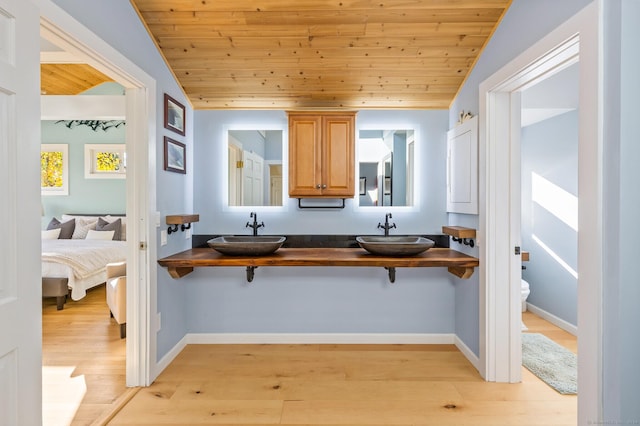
[269,164,283,206]
[0,0,42,424]
[228,145,242,206]
[242,150,264,206]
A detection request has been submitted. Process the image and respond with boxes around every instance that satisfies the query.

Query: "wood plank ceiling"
[41,63,113,95]
[131,0,511,110]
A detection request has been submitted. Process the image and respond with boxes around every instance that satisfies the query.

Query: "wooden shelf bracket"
[442,226,476,248]
[166,214,200,235]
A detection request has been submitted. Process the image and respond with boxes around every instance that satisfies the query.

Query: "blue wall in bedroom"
[40,120,126,227]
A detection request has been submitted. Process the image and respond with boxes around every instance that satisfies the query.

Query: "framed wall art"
[84,144,126,179]
[164,137,186,174]
[164,93,186,136]
[41,144,69,196]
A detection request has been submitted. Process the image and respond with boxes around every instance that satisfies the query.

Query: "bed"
[42,214,127,307]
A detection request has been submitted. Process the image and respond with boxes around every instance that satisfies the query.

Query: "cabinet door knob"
[316,184,321,189]
[322,184,327,189]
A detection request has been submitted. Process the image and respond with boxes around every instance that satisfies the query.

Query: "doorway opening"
[39,6,157,423]
[478,3,601,424]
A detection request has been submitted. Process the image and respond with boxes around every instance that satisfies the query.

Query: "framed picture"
[164,93,186,136]
[359,177,366,195]
[41,144,69,196]
[164,137,186,174]
[84,144,126,179]
[384,177,391,195]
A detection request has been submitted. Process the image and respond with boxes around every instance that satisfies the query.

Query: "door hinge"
[514,246,521,255]
[139,241,147,250]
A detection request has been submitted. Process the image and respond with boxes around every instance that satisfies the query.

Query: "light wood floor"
[106,310,577,425]
[43,284,127,426]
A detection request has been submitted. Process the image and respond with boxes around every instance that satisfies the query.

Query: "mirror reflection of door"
[242,150,264,205]
[358,129,414,207]
[228,144,242,206]
[269,164,283,206]
[227,130,283,207]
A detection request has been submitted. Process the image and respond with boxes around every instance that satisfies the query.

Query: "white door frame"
[39,1,157,386]
[478,3,601,424]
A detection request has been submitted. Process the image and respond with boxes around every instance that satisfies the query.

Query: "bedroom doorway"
[40,0,156,397]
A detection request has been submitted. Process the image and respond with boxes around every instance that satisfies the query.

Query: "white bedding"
[42,239,127,301]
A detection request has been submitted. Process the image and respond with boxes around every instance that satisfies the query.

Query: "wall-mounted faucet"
[377,213,396,237]
[246,212,265,236]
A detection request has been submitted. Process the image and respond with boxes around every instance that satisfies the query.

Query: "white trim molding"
[455,335,480,371]
[155,335,188,376]
[185,333,456,345]
[526,304,578,336]
[41,95,125,120]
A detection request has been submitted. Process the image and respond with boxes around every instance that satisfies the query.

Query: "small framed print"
[41,144,69,196]
[84,144,126,179]
[359,177,366,195]
[164,93,186,136]
[164,137,186,174]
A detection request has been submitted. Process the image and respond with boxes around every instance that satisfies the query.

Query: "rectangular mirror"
[358,129,415,206]
[228,130,283,206]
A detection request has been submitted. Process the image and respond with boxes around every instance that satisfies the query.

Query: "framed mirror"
[357,129,415,207]
[228,130,283,207]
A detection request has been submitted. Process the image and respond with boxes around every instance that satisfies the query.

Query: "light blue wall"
[229,130,266,157]
[41,120,126,227]
[190,109,455,334]
[603,0,640,422]
[521,111,578,326]
[264,130,282,162]
[617,2,640,419]
[52,0,194,362]
[448,0,593,357]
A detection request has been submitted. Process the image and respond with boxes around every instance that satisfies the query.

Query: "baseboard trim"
[185,333,456,345]
[526,303,578,336]
[154,334,187,378]
[454,335,480,371]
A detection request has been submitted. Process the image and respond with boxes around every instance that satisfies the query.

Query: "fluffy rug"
[522,333,577,395]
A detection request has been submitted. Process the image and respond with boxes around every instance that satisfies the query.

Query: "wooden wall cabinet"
[288,112,356,198]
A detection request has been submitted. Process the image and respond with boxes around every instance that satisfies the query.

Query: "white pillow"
[72,217,98,239]
[42,228,61,240]
[85,229,115,240]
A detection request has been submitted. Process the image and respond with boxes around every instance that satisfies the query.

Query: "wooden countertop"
[158,247,479,280]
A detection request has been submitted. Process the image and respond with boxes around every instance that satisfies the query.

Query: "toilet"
[521,278,530,312]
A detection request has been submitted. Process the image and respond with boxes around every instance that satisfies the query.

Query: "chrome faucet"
[378,213,396,237]
[246,212,264,236]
